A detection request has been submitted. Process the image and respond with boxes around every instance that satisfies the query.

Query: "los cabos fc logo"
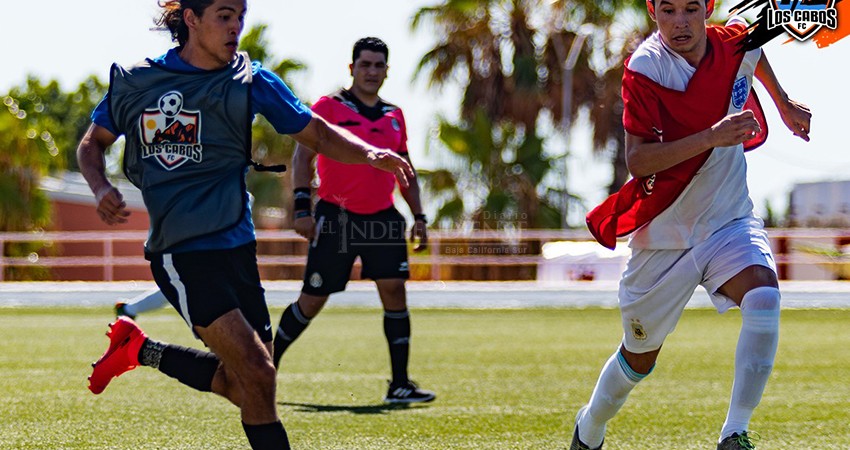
[767,0,838,41]
[139,91,203,170]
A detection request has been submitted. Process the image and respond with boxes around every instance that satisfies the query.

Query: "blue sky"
[4,0,849,222]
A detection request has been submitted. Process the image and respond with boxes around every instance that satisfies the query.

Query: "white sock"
[720,286,780,441]
[577,350,650,448]
[123,289,169,316]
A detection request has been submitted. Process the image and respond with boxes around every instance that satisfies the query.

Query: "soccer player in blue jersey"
[77,1,413,449]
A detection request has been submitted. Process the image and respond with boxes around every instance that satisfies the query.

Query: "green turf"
[0,307,847,449]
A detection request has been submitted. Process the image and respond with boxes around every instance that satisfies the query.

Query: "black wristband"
[293,187,311,212]
[294,210,311,219]
[413,213,427,224]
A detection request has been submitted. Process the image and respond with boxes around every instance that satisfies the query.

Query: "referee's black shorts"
[148,241,273,342]
[302,200,410,296]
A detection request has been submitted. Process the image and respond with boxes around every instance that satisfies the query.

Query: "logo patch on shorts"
[399,262,409,272]
[630,319,647,341]
[309,272,323,288]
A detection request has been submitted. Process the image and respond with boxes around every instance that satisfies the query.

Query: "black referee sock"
[272,302,311,369]
[138,338,219,392]
[383,309,411,385]
[242,421,291,450]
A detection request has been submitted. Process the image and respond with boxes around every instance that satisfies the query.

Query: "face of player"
[183,0,246,69]
[650,0,710,67]
[349,50,388,103]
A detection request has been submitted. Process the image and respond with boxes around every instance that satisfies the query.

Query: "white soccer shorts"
[618,216,777,353]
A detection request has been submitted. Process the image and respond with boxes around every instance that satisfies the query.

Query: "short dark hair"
[156,0,216,47]
[352,37,389,64]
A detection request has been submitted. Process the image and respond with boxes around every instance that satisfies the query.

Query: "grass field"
[1,306,848,449]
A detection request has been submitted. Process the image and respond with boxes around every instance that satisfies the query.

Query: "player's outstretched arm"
[291,114,413,188]
[755,51,812,142]
[77,124,130,225]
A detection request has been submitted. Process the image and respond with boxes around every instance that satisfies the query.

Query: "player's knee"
[740,286,780,332]
[297,294,328,318]
[240,352,277,388]
[619,345,659,376]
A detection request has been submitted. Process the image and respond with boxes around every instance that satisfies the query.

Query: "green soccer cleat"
[114,302,136,320]
[570,406,603,450]
[717,431,759,450]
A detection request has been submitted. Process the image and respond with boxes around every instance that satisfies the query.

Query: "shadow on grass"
[279,401,428,415]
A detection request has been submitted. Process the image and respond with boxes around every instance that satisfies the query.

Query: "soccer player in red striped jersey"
[272,37,435,404]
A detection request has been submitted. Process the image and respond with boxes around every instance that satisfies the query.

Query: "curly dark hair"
[156,0,216,46]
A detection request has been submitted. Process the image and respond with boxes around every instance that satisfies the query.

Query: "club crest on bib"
[731,76,749,110]
[139,90,203,170]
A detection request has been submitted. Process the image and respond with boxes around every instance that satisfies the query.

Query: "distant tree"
[7,76,107,173]
[239,24,307,229]
[412,0,650,228]
[0,95,67,279]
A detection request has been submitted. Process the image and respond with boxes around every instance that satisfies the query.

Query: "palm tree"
[239,25,307,229]
[412,0,650,228]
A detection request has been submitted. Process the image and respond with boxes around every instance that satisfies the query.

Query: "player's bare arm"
[291,143,317,240]
[625,110,760,178]
[755,51,812,141]
[291,114,414,187]
[77,124,130,225]
[398,154,428,252]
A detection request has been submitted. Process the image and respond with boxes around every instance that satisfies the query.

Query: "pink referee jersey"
[313,89,409,214]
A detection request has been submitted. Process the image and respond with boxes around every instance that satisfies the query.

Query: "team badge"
[139,90,203,170]
[642,174,656,195]
[630,319,647,341]
[767,0,838,42]
[309,272,323,288]
[390,118,400,131]
[731,76,749,110]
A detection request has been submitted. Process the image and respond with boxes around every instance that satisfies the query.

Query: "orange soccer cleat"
[87,317,147,394]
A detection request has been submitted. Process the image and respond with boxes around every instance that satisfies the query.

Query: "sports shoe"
[570,406,603,450]
[114,302,136,320]
[87,317,147,394]
[383,380,436,404]
[717,431,759,450]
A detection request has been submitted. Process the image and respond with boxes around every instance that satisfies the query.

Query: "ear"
[183,8,198,30]
[704,7,711,20]
[349,63,354,77]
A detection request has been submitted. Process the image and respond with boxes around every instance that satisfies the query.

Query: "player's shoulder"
[627,32,665,81]
[376,98,402,119]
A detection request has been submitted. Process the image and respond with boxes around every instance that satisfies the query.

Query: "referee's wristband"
[413,213,427,224]
[293,187,311,212]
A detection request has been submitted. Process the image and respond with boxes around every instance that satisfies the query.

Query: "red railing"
[1,228,849,282]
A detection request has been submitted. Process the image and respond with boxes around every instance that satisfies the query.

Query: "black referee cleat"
[383,380,436,404]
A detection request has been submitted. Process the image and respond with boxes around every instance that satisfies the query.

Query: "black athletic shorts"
[148,241,273,342]
[302,200,410,296]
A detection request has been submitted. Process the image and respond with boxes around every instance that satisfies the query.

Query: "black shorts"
[148,242,273,342]
[302,200,410,296]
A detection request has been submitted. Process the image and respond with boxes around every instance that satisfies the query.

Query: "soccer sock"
[578,350,652,448]
[272,302,311,369]
[242,421,291,450]
[123,289,169,316]
[720,286,781,441]
[138,339,220,392]
[383,309,411,385]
